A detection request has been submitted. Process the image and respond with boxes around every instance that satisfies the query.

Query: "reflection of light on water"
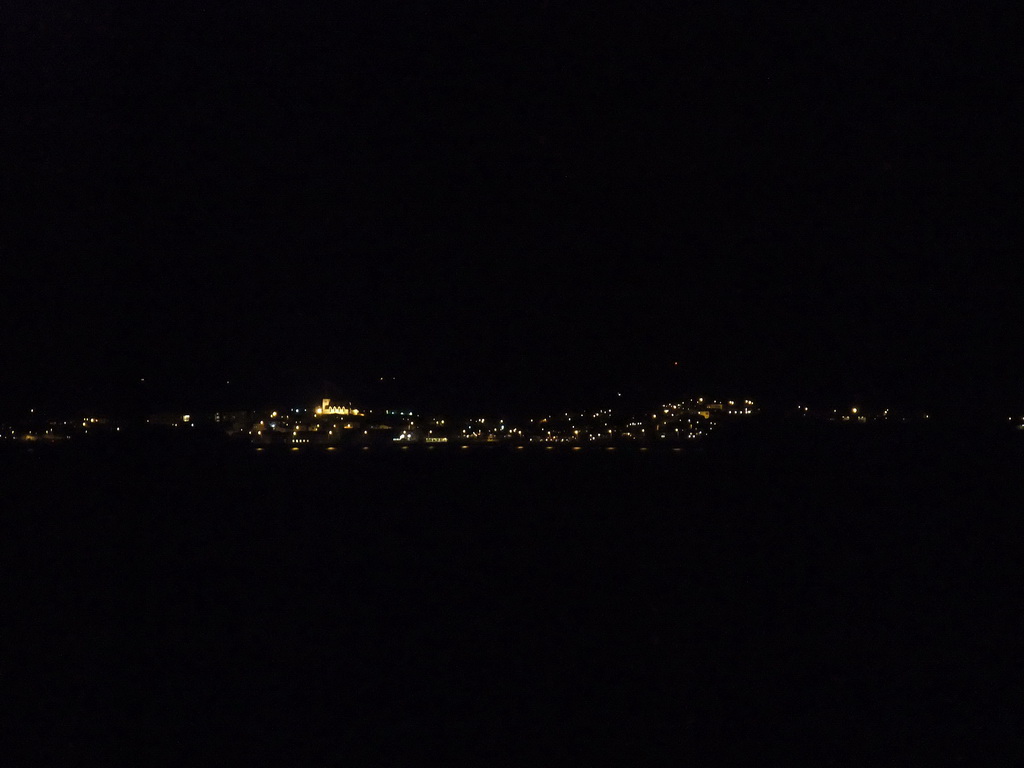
[248,443,697,456]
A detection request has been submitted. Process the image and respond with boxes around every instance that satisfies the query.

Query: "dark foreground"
[5,425,1023,763]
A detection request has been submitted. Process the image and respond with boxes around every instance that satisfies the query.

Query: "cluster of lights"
[0,395,775,450]
[14,398,1017,453]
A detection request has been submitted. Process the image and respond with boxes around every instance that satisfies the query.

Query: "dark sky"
[2,4,1021,416]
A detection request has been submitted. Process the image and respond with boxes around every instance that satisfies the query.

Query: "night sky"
[3,4,1021,417]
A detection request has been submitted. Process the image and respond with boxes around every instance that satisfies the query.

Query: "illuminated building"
[316,398,362,416]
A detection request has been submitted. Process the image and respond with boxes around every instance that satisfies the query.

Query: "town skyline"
[8,390,1016,452]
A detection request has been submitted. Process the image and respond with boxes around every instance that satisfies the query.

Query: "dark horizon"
[0,370,1009,425]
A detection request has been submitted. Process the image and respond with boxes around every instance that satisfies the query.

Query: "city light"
[0,393,951,454]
